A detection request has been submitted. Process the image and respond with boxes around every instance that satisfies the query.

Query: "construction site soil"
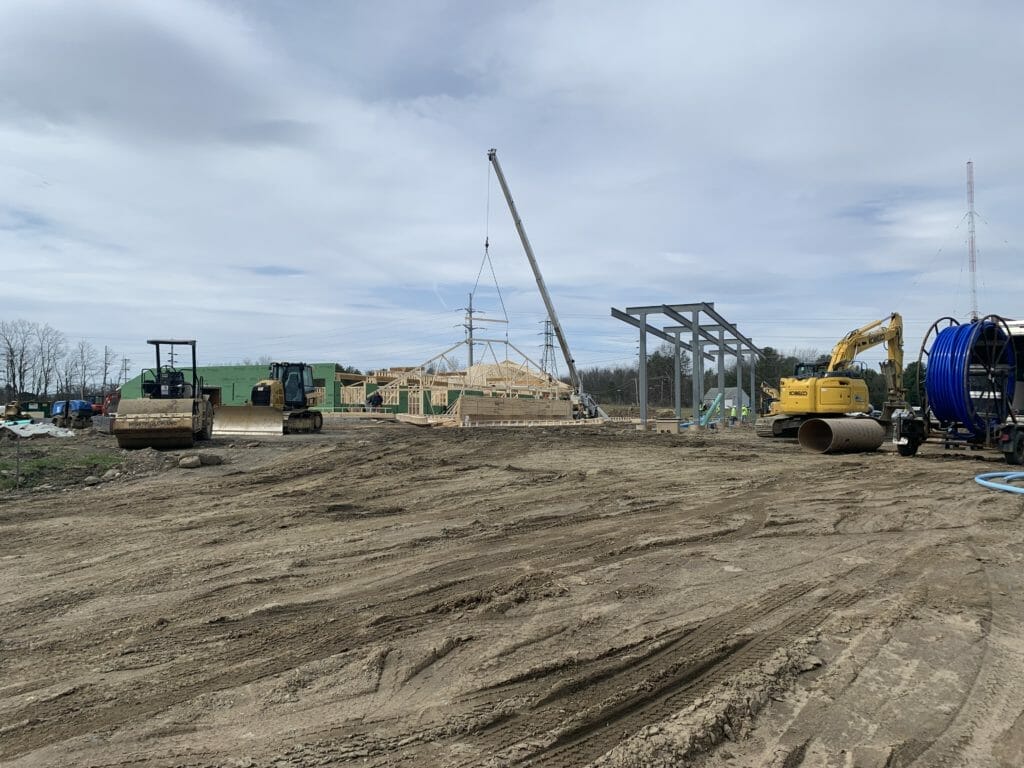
[2,421,1023,767]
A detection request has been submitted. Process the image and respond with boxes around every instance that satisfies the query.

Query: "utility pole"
[120,358,131,386]
[967,160,979,322]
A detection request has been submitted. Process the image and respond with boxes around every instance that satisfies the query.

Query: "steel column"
[638,313,648,426]
[749,354,756,422]
[736,346,743,423]
[691,310,701,421]
[717,329,726,426]
[673,333,682,419]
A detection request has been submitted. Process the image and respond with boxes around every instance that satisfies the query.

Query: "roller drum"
[113,398,197,449]
[798,418,885,454]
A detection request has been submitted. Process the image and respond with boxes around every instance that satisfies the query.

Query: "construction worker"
[741,404,749,421]
[729,404,737,425]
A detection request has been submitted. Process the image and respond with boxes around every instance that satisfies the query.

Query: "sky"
[2,0,1024,381]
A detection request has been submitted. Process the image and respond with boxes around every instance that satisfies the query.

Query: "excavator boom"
[828,313,903,375]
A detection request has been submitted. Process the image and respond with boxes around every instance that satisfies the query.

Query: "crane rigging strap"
[471,164,510,339]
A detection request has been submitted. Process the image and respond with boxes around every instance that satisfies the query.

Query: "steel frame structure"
[610,302,762,426]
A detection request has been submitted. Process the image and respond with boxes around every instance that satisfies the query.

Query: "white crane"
[487,149,603,418]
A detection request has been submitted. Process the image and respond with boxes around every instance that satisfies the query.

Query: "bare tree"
[0,319,34,397]
[32,323,66,397]
[74,339,98,398]
[100,345,118,395]
[55,349,77,400]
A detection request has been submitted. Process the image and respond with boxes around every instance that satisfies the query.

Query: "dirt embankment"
[1,423,1022,767]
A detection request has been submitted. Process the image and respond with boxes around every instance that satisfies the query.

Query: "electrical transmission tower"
[461,293,481,367]
[539,319,559,379]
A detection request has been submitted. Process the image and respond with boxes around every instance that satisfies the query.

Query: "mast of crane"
[967,160,979,322]
[486,148,584,395]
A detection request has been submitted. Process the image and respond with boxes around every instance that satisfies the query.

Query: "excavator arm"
[828,312,905,401]
[828,313,903,372]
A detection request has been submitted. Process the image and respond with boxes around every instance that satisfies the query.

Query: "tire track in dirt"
[0,564,579,760]
[528,591,865,768]
[437,580,850,767]
[904,543,1022,767]
[1,430,903,765]
[0,460,797,762]
[261,581,827,767]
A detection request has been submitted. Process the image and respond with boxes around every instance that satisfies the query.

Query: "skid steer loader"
[113,340,215,449]
[213,362,324,436]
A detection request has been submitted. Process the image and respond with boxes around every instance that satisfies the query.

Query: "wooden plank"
[453,396,571,422]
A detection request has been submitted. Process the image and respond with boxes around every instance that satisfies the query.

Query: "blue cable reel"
[923,315,1016,442]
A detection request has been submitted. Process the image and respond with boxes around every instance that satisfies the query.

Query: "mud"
[1,423,1022,767]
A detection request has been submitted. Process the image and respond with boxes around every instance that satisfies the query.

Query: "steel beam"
[611,308,677,345]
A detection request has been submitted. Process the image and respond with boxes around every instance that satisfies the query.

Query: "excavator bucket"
[113,398,197,449]
[212,405,284,436]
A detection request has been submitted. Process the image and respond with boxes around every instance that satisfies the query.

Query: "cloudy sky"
[2,0,1023,379]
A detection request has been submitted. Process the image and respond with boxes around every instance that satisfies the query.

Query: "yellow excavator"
[213,362,324,436]
[113,340,216,449]
[755,313,905,438]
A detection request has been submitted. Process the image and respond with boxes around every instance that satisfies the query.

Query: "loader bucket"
[213,405,284,436]
[113,398,197,449]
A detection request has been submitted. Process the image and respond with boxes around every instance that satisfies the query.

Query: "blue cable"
[925,321,1015,437]
[975,472,1024,494]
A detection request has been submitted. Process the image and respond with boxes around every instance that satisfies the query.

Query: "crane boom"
[487,149,594,412]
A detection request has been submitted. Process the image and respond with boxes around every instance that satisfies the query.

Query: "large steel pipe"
[798,418,885,453]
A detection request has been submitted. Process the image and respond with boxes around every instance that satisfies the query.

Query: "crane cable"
[471,162,510,340]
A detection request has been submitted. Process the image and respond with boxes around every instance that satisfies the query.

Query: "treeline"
[1,319,121,402]
[577,343,925,409]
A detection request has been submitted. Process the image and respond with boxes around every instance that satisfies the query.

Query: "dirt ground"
[1,420,1023,767]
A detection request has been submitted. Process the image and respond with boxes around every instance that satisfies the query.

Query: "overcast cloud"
[2,0,1022,376]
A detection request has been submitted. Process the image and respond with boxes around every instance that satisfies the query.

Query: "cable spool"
[923,315,1016,438]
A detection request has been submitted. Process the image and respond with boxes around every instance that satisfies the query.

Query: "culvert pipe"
[798,418,885,453]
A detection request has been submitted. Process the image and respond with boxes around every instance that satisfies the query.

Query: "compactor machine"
[112,340,215,449]
[756,313,906,438]
[213,362,324,436]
